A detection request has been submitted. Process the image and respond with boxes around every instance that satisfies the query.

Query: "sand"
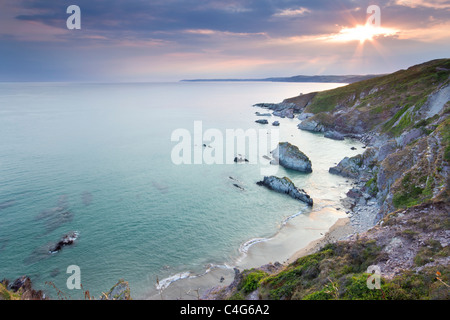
[285,217,354,264]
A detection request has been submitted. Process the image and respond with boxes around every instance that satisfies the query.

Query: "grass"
[302,59,450,137]
[231,239,450,300]
[0,283,21,300]
[392,172,433,209]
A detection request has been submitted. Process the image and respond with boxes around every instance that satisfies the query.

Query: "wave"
[154,206,311,293]
[155,263,234,291]
[239,237,271,254]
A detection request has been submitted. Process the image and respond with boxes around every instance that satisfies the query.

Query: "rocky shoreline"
[204,59,450,300]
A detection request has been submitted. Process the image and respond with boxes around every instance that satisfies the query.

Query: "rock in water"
[271,142,312,173]
[257,176,313,206]
[255,119,269,124]
[329,155,362,179]
[49,231,79,254]
[234,156,249,163]
[272,121,280,126]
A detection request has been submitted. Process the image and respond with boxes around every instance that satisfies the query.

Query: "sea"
[0,81,362,299]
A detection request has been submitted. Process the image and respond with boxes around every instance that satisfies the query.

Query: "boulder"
[257,176,313,206]
[324,130,345,141]
[297,119,325,132]
[329,155,362,179]
[234,156,249,163]
[271,142,312,173]
[272,121,280,126]
[255,119,269,125]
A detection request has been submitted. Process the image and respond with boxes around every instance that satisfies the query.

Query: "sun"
[329,23,398,44]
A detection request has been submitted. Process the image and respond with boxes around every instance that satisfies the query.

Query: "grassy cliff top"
[305,59,450,115]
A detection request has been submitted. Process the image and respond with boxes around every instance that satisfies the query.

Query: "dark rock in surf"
[257,176,313,206]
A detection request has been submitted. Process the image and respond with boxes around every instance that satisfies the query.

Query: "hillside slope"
[208,59,450,300]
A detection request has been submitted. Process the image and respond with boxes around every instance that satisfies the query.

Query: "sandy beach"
[145,202,357,300]
[285,217,354,264]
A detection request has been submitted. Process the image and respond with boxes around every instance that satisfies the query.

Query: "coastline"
[285,217,354,264]
[147,113,363,300]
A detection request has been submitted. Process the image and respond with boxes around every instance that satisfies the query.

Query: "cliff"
[209,58,450,300]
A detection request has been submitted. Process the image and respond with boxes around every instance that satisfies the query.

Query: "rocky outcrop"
[297,112,314,121]
[49,231,79,254]
[101,279,131,300]
[282,92,317,111]
[205,59,450,302]
[0,276,47,300]
[257,176,313,206]
[234,155,249,163]
[324,130,345,141]
[273,108,294,119]
[271,142,312,173]
[329,155,362,179]
[297,118,325,132]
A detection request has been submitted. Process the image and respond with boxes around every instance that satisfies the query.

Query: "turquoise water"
[0,81,355,299]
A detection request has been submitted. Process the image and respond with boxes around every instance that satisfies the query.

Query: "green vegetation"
[0,282,21,300]
[392,172,434,209]
[255,240,388,300]
[227,269,268,300]
[303,59,450,137]
[365,174,378,196]
[231,240,449,300]
[224,59,450,301]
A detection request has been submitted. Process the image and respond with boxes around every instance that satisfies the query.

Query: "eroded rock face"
[257,176,313,206]
[271,142,312,173]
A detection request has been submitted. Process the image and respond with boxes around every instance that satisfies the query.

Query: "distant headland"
[181,74,383,84]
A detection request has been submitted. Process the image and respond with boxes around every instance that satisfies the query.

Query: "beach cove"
[0,81,362,299]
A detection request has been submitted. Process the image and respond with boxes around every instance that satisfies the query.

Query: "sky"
[0,0,449,82]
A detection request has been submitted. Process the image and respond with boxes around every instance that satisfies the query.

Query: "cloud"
[1,0,449,81]
[272,7,311,17]
[392,0,450,10]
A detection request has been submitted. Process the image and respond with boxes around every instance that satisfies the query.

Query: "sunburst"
[329,23,398,44]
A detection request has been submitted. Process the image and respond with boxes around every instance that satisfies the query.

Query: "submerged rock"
[255,119,269,124]
[257,176,313,206]
[271,142,312,173]
[255,112,272,117]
